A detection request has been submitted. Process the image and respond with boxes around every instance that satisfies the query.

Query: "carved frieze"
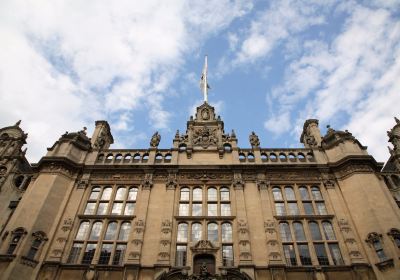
[90,173,143,181]
[265,171,320,181]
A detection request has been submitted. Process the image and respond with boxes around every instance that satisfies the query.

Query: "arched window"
[104,222,118,240]
[220,187,230,201]
[7,228,26,255]
[89,222,103,240]
[366,232,387,262]
[192,223,202,242]
[118,222,131,241]
[208,188,217,201]
[322,221,336,240]
[89,187,101,200]
[180,188,189,201]
[193,188,202,201]
[311,187,322,200]
[388,228,400,248]
[285,187,296,200]
[177,223,188,242]
[293,222,306,241]
[115,187,126,200]
[208,223,218,242]
[279,222,292,242]
[128,188,138,200]
[309,222,322,240]
[299,187,310,200]
[76,221,90,240]
[26,231,47,260]
[101,187,112,200]
[272,187,283,200]
[164,153,172,162]
[222,223,232,242]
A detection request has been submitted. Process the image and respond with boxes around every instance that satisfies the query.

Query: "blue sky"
[0,0,399,162]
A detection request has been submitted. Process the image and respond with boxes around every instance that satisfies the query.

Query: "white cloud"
[0,0,253,161]
[233,0,333,64]
[263,4,400,161]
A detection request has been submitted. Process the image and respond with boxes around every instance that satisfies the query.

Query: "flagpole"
[204,55,208,103]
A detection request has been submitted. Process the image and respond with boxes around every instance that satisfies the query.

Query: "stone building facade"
[0,102,399,280]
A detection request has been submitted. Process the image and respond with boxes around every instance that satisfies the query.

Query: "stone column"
[257,180,284,266]
[233,173,253,266]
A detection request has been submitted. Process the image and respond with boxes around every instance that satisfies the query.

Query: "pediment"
[191,240,219,253]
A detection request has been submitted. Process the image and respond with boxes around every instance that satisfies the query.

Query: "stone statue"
[249,131,260,148]
[200,262,209,276]
[94,131,106,150]
[150,132,161,147]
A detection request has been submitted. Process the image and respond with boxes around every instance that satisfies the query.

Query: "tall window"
[84,186,138,216]
[208,223,218,242]
[175,186,233,266]
[366,232,387,262]
[68,220,131,265]
[7,228,26,255]
[178,186,231,217]
[192,223,202,242]
[26,231,47,260]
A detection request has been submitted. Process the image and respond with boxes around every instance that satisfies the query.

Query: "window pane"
[298,244,312,265]
[309,222,322,240]
[118,222,131,241]
[221,204,231,216]
[208,223,218,242]
[299,187,310,200]
[314,243,329,265]
[128,188,138,200]
[220,187,230,201]
[311,187,323,200]
[98,244,113,264]
[84,202,96,215]
[179,203,189,216]
[208,188,217,201]
[112,244,126,265]
[115,188,126,200]
[176,245,187,266]
[316,202,327,215]
[293,222,306,241]
[283,244,297,266]
[208,204,217,216]
[192,223,202,242]
[76,221,90,240]
[97,202,108,215]
[322,222,336,240]
[272,187,283,200]
[328,243,344,265]
[82,243,97,264]
[279,223,292,242]
[89,222,103,240]
[111,202,123,215]
[275,202,286,216]
[89,187,101,200]
[192,203,202,216]
[303,202,314,215]
[104,222,117,240]
[222,223,232,242]
[101,187,112,200]
[285,187,296,200]
[288,203,300,215]
[222,245,234,266]
[177,223,188,242]
[67,243,83,264]
[376,248,387,262]
[124,202,135,215]
[180,188,189,201]
[193,188,202,201]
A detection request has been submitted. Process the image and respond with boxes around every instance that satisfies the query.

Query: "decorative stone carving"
[191,240,219,253]
[142,173,153,189]
[61,218,73,232]
[257,180,269,190]
[150,132,161,147]
[193,126,217,148]
[249,131,260,148]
